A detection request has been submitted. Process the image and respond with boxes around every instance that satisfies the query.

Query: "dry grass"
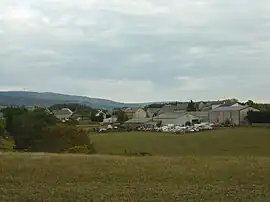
[1,127,270,201]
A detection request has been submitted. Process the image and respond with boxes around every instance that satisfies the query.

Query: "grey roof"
[147,108,161,116]
[211,106,248,112]
[125,118,152,124]
[189,111,209,117]
[176,103,188,110]
[124,108,139,113]
[154,112,186,119]
[189,112,209,121]
[158,105,175,115]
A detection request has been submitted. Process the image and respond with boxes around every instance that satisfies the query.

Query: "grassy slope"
[1,127,270,201]
[91,127,270,156]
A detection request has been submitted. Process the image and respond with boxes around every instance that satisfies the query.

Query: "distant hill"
[0,91,145,109]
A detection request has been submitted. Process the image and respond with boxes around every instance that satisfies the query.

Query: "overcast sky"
[0,0,270,103]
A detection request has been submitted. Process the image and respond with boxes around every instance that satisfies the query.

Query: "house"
[123,108,137,119]
[209,105,259,125]
[124,118,157,129]
[153,112,201,126]
[157,105,175,115]
[0,105,7,110]
[188,111,210,123]
[53,108,73,121]
[175,103,188,111]
[96,110,107,119]
[146,108,161,117]
[103,116,118,124]
[124,108,147,119]
[25,105,40,111]
[133,108,147,119]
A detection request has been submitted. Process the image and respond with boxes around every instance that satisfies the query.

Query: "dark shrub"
[31,124,95,154]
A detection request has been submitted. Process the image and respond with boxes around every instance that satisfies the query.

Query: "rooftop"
[125,118,152,124]
[211,106,248,112]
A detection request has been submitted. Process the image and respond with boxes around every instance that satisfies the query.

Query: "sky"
[0,0,270,103]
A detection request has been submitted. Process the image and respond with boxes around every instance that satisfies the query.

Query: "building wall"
[157,114,200,126]
[209,111,240,125]
[133,108,147,119]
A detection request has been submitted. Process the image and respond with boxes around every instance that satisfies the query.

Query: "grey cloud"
[0,0,270,102]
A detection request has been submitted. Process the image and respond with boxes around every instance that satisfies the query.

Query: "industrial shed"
[209,106,259,125]
[153,112,201,126]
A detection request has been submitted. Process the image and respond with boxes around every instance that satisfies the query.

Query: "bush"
[247,111,270,123]
[0,136,14,152]
[66,145,94,154]
[31,124,95,154]
[224,119,232,126]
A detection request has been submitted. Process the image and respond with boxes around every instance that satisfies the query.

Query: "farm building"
[53,108,73,120]
[153,112,202,126]
[157,105,175,115]
[188,112,210,123]
[209,106,259,125]
[103,116,117,124]
[146,108,161,118]
[124,108,147,119]
[124,118,157,129]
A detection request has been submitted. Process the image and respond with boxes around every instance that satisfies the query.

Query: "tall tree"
[2,107,28,135]
[187,100,196,112]
[0,119,5,137]
[246,100,255,106]
[116,111,128,123]
[11,110,58,150]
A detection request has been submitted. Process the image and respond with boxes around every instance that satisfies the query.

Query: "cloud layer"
[1,0,270,102]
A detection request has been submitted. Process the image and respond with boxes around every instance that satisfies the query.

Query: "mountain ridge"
[0,91,146,109]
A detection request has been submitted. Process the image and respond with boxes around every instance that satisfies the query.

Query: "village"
[2,99,259,134]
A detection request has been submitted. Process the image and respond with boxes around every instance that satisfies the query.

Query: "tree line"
[0,107,95,153]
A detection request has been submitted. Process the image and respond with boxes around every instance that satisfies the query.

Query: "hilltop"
[0,91,143,109]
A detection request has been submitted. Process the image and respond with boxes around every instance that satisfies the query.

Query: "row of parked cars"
[138,122,216,134]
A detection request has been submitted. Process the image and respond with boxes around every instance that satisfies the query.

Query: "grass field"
[91,127,270,156]
[1,127,270,201]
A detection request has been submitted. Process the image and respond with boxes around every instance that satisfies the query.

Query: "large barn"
[209,105,259,125]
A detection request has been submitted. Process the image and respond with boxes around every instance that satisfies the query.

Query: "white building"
[53,108,73,120]
[153,112,201,126]
[209,106,259,125]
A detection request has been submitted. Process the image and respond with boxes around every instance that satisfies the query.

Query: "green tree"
[11,109,58,150]
[2,107,28,135]
[246,100,255,106]
[32,124,95,154]
[187,100,196,112]
[90,109,104,122]
[116,111,128,123]
[0,119,5,137]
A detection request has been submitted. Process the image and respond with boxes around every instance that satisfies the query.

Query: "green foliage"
[2,107,28,134]
[50,103,93,118]
[0,136,14,151]
[115,110,128,123]
[224,119,232,126]
[156,121,162,128]
[146,103,165,108]
[247,111,270,123]
[66,145,94,154]
[246,100,255,106]
[11,110,58,150]
[0,119,5,137]
[187,100,196,112]
[185,121,191,126]
[90,109,104,122]
[32,124,95,154]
